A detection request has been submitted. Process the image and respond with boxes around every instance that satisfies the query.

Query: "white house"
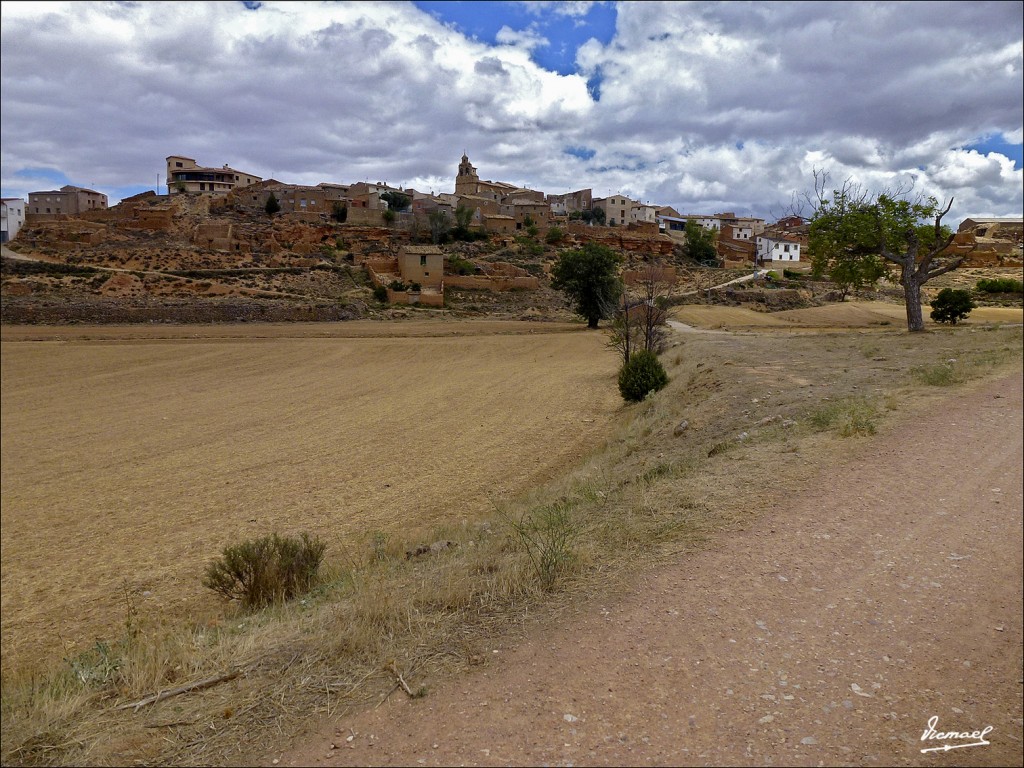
[1,198,26,243]
[630,202,659,224]
[756,234,801,265]
[729,224,755,240]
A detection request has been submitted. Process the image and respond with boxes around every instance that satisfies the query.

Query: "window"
[783,244,790,253]
[175,162,183,168]
[420,255,427,266]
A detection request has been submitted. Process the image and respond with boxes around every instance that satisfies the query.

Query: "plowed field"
[0,322,620,674]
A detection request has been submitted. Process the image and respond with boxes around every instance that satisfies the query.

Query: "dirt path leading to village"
[273,369,1023,767]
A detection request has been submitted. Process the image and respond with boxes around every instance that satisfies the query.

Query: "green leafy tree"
[817,251,888,300]
[591,207,606,225]
[265,192,280,216]
[551,242,623,328]
[331,201,348,223]
[428,209,451,244]
[804,172,965,332]
[930,288,975,325]
[380,190,410,212]
[682,220,718,266]
[545,226,564,245]
[450,204,480,241]
[454,204,473,230]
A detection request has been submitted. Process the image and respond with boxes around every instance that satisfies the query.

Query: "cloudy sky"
[1,1,1021,224]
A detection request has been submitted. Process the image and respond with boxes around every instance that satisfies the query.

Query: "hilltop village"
[1,153,1021,324]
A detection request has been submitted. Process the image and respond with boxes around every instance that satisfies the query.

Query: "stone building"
[27,185,107,217]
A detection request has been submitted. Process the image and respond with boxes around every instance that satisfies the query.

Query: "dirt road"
[273,369,1023,767]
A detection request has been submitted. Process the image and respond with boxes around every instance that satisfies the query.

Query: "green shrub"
[372,285,388,303]
[265,193,280,216]
[976,277,1023,294]
[448,256,475,275]
[545,226,564,245]
[930,288,975,325]
[202,532,326,610]
[618,350,669,402]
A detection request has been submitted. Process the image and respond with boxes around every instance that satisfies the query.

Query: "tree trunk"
[902,271,925,332]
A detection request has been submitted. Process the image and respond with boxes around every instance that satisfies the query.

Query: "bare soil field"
[0,321,620,675]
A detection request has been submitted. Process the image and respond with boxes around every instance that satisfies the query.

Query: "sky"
[1,0,1022,225]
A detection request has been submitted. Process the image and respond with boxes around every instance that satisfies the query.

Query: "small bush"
[976,277,1023,294]
[507,502,578,590]
[545,226,564,245]
[930,288,975,325]
[618,350,669,402]
[202,532,326,610]
[372,285,388,303]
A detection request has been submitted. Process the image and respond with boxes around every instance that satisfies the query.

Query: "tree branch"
[925,255,966,281]
[116,670,241,713]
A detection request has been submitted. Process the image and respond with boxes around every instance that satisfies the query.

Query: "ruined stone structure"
[950,218,1023,267]
[547,189,593,216]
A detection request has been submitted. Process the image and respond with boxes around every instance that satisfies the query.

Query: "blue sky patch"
[564,146,597,161]
[414,0,617,76]
[965,134,1023,169]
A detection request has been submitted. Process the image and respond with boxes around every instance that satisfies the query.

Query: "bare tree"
[608,264,674,364]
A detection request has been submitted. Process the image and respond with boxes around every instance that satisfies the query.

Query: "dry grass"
[673,299,1023,331]
[1,316,1022,766]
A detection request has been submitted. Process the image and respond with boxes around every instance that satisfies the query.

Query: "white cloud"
[495,24,549,52]
[0,1,1020,223]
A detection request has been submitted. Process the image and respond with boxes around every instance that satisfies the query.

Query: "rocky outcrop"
[949,219,1023,267]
